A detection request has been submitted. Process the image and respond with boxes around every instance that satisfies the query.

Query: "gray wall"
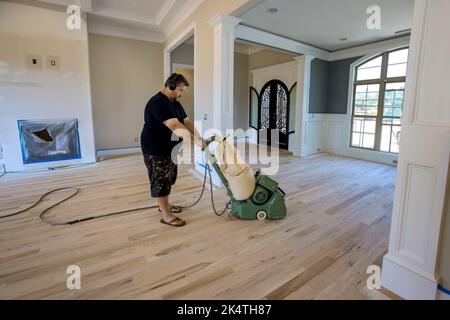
[309,57,361,114]
[309,59,329,113]
[327,57,361,114]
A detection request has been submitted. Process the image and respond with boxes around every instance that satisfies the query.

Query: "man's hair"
[165,73,190,88]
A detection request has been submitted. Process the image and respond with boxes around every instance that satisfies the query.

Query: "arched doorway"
[259,80,290,150]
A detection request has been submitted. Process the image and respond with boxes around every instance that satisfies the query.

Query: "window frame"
[350,47,408,153]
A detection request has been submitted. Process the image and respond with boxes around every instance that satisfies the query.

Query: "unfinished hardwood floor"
[0,152,396,300]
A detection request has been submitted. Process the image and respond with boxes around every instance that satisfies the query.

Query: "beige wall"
[164,0,251,130]
[88,33,164,150]
[249,49,296,71]
[234,52,249,130]
[175,67,195,120]
[0,1,96,171]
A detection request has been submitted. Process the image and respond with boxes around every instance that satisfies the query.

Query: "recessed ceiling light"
[266,8,278,14]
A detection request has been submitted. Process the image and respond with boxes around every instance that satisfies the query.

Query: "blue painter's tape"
[438,285,450,296]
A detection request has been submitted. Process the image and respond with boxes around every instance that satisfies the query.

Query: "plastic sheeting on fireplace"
[18,119,81,164]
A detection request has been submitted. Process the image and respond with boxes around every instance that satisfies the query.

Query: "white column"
[209,13,241,134]
[381,0,450,300]
[293,55,314,157]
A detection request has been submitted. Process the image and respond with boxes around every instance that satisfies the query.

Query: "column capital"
[209,13,241,29]
[294,55,315,63]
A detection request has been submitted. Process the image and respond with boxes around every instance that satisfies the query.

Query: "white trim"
[329,36,411,61]
[87,21,164,43]
[96,147,141,157]
[381,0,450,300]
[156,0,177,26]
[236,25,329,61]
[161,0,206,40]
[293,55,315,157]
[96,12,156,26]
[235,25,411,62]
[382,254,438,300]
[209,13,241,132]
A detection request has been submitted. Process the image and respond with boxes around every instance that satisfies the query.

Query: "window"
[351,48,409,153]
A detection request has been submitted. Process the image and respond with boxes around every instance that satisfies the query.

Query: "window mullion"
[375,52,389,151]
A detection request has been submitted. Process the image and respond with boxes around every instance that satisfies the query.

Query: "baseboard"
[96,146,141,157]
[382,255,438,300]
[0,162,5,177]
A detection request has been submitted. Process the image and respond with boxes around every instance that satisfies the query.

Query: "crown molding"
[155,0,177,26]
[87,20,164,43]
[161,0,206,40]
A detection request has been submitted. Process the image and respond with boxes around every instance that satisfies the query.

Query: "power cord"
[0,163,230,225]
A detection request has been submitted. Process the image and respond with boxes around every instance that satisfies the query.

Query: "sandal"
[158,206,182,214]
[160,217,186,227]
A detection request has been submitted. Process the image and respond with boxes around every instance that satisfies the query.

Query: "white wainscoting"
[301,114,327,156]
[323,114,398,165]
[246,113,399,166]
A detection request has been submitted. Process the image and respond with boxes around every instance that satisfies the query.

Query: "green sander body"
[204,136,287,221]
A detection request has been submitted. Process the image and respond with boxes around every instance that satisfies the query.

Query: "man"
[141,73,205,227]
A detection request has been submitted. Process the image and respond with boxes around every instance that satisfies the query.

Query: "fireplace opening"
[18,119,81,164]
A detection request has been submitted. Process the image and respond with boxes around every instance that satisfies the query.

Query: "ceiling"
[36,0,414,51]
[37,0,205,41]
[239,0,414,51]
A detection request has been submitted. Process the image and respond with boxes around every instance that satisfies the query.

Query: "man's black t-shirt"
[140,92,188,156]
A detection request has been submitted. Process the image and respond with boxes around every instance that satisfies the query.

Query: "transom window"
[351,47,409,154]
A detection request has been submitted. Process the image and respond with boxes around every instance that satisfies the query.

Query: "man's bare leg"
[157,196,184,225]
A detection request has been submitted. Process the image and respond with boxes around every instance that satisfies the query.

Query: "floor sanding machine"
[203,135,287,221]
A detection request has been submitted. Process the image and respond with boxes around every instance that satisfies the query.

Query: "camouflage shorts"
[143,154,178,198]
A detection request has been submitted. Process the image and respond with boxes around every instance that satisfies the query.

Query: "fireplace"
[18,119,81,164]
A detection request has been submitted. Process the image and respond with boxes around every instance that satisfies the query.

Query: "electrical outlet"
[26,54,43,70]
[135,137,139,143]
[203,113,208,121]
[46,56,60,71]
